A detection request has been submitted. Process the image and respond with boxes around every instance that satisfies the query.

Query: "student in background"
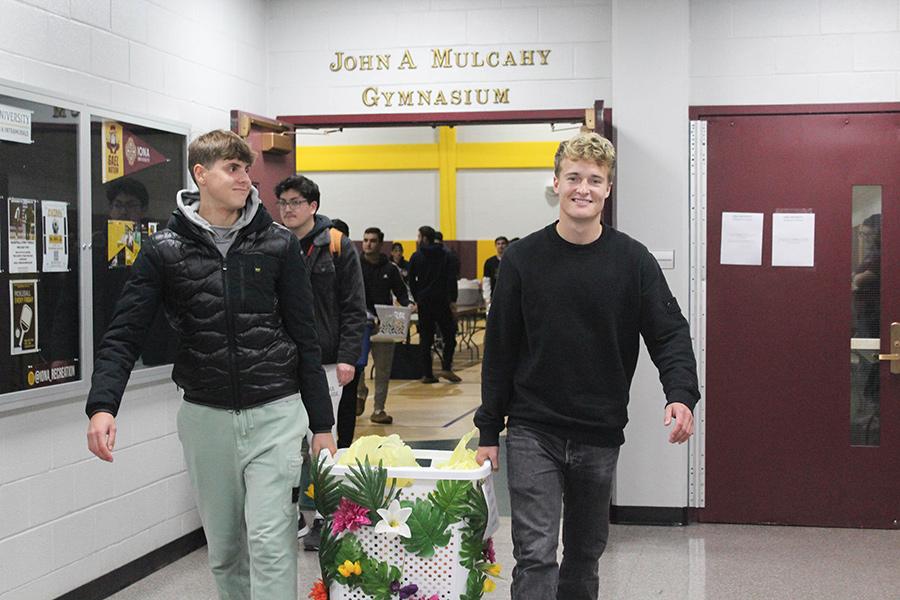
[357,226,411,424]
[275,175,366,551]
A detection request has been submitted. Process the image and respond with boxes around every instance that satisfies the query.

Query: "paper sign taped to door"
[720,212,763,266]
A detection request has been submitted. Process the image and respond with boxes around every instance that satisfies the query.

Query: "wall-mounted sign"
[0,103,33,144]
[102,121,169,183]
[328,47,553,109]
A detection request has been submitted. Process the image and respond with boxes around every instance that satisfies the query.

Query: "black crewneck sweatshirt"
[475,223,700,447]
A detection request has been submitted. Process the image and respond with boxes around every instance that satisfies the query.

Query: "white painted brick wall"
[0,0,267,594]
[691,0,900,104]
[0,5,267,600]
[266,0,613,116]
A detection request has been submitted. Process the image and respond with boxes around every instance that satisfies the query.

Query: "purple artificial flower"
[398,584,418,599]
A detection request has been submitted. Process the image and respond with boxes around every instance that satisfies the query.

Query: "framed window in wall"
[90,116,186,368]
[0,95,81,394]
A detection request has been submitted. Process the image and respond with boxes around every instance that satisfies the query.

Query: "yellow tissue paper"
[338,434,418,469]
[435,428,480,470]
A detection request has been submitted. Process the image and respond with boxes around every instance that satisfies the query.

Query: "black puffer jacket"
[86,195,333,433]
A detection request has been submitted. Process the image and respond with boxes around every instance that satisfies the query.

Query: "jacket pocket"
[236,254,278,313]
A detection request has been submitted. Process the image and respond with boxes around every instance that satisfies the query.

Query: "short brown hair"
[188,129,254,184]
[554,132,616,178]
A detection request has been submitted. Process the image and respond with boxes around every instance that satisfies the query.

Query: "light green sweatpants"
[177,396,307,600]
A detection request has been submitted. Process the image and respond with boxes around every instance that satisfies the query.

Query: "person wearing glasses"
[274,174,366,550]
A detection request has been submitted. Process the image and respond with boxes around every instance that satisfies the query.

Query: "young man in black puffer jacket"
[86,130,335,599]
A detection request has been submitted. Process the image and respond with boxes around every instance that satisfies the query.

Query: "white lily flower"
[374,499,412,538]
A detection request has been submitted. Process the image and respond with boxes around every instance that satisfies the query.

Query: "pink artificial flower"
[483,538,496,564]
[331,498,371,535]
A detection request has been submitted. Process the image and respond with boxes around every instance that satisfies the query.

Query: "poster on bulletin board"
[41,200,69,272]
[8,197,38,273]
[10,279,39,355]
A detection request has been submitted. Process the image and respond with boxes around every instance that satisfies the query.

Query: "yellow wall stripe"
[476,239,498,280]
[297,143,439,172]
[438,127,457,239]
[394,240,418,264]
[456,141,558,169]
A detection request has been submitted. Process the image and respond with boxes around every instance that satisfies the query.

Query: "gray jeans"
[357,341,396,412]
[505,425,619,600]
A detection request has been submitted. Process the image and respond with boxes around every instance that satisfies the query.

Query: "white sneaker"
[297,513,311,538]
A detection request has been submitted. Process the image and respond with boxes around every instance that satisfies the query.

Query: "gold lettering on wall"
[340,47,549,108]
[398,49,418,70]
[362,86,511,108]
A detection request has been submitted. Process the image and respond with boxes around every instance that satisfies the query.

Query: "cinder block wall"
[0,1,267,598]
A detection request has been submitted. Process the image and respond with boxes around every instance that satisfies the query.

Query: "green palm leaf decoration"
[358,556,402,600]
[459,482,490,569]
[318,520,340,582]
[460,568,487,600]
[343,458,398,514]
[400,498,451,557]
[428,479,471,522]
[310,454,343,517]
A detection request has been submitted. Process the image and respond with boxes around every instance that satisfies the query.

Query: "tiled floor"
[109,350,900,600]
[110,517,900,600]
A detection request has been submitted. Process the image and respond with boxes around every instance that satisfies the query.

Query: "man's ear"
[192,163,206,187]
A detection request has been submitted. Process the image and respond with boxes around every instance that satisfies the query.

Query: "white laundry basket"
[369,304,412,342]
[311,449,496,600]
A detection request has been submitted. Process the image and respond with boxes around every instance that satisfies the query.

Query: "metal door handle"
[881,323,900,375]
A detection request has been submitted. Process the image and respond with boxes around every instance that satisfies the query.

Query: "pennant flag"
[102,121,169,183]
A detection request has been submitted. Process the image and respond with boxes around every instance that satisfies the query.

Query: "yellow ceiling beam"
[297,143,439,172]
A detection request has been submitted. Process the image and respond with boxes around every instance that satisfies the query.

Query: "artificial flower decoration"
[337,560,362,578]
[374,499,413,538]
[484,563,502,577]
[483,538,496,563]
[483,578,497,593]
[305,483,315,499]
[332,498,371,535]
[389,581,419,599]
[308,578,328,600]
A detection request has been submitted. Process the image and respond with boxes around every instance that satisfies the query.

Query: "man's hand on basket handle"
[476,446,499,471]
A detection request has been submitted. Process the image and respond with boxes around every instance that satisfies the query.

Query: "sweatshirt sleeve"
[335,237,367,365]
[85,238,164,418]
[474,253,523,446]
[638,250,700,411]
[279,235,333,433]
[389,262,410,306]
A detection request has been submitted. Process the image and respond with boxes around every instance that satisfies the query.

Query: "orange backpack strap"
[329,228,343,257]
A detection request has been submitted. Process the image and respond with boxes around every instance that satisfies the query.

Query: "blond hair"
[188,129,254,184]
[553,132,616,178]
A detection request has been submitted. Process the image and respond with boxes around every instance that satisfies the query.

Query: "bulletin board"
[0,96,81,394]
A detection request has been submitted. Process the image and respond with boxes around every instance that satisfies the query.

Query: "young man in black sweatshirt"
[408,225,461,383]
[357,226,411,424]
[86,130,335,599]
[474,132,699,600]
